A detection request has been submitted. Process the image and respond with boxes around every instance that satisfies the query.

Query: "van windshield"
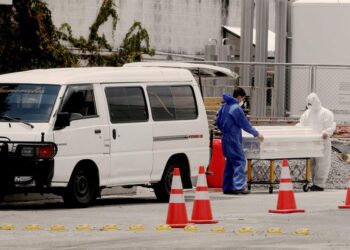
[0,84,60,123]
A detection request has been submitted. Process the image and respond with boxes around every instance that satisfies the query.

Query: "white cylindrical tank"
[290,0,350,122]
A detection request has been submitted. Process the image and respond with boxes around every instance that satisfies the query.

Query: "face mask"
[239,100,244,107]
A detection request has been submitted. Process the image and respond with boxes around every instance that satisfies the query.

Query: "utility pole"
[239,0,254,92]
[274,0,288,117]
[252,0,269,117]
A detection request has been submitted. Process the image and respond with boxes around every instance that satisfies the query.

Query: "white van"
[0,67,210,207]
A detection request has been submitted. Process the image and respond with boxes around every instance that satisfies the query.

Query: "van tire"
[63,167,98,207]
[153,162,185,202]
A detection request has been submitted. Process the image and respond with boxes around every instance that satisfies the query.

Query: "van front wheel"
[63,168,98,207]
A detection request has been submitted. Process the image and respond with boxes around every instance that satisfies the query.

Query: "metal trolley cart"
[243,126,324,193]
[246,158,312,194]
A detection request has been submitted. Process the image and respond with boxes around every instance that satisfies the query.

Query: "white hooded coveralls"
[297,93,336,188]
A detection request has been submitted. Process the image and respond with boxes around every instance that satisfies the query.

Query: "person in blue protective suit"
[296,93,336,191]
[216,87,264,195]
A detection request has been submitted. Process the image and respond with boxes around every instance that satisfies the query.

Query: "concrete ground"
[0,188,349,249]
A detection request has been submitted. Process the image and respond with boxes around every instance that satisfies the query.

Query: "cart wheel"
[248,184,251,191]
[303,184,309,192]
[269,186,273,194]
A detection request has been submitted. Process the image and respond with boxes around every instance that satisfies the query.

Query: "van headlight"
[17,144,56,159]
[20,146,36,157]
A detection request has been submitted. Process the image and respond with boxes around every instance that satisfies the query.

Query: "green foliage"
[89,0,118,44]
[0,0,78,74]
[119,22,155,65]
[0,0,154,74]
[58,0,118,66]
[59,0,154,66]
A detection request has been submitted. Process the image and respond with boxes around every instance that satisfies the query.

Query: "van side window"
[60,85,97,119]
[147,85,198,121]
[105,87,148,123]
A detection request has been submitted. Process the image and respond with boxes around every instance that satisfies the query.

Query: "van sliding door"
[104,85,152,185]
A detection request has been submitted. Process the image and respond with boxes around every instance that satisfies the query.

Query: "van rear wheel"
[63,168,98,207]
[153,162,185,202]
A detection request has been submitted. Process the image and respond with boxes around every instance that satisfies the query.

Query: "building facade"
[46,0,243,58]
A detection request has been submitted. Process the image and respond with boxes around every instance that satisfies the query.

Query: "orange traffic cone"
[338,176,350,209]
[269,160,305,213]
[166,168,189,228]
[190,166,218,224]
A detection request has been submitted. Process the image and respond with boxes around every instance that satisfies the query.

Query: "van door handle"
[95,129,101,134]
[112,129,116,139]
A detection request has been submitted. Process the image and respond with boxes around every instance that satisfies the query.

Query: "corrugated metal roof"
[222,26,275,57]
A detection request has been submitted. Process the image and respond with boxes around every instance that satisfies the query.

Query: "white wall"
[46,0,242,56]
[47,0,115,45]
[292,2,350,64]
[290,1,350,122]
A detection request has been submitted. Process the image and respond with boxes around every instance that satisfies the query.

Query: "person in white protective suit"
[297,93,336,191]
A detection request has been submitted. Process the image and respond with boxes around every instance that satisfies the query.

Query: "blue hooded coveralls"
[216,94,259,192]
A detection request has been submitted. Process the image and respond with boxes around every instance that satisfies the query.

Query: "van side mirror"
[54,112,70,130]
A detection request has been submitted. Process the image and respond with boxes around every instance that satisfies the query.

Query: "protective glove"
[322,132,328,139]
[257,134,264,142]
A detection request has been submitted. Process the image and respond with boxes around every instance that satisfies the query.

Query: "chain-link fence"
[313,66,350,123]
[191,61,350,123]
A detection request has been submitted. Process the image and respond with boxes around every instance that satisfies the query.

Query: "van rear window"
[105,87,148,123]
[147,85,198,121]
